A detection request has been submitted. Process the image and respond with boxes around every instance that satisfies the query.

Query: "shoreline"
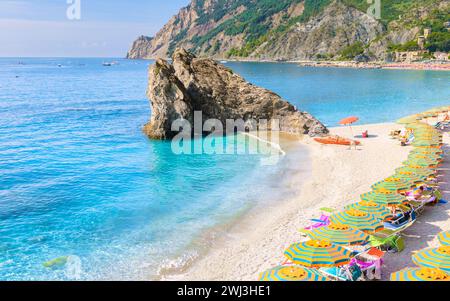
[295,60,450,71]
[163,122,450,281]
[129,57,450,71]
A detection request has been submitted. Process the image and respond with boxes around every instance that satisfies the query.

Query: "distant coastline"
[128,56,450,72]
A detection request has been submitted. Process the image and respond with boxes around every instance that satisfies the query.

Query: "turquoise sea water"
[0,58,449,280]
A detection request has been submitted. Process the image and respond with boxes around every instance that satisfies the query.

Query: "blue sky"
[0,0,191,57]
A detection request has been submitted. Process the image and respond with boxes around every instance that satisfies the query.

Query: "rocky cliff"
[144,48,328,139]
[127,0,449,62]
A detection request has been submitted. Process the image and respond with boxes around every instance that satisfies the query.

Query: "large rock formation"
[144,48,328,139]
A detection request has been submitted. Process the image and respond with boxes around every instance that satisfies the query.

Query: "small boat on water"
[220,60,228,64]
[314,136,361,146]
[102,61,119,67]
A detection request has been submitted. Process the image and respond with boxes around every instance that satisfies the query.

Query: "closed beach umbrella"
[284,240,351,267]
[390,267,449,281]
[360,191,406,206]
[304,223,369,245]
[339,116,359,138]
[259,265,328,281]
[438,231,450,247]
[330,209,384,233]
[412,246,450,273]
[346,201,391,220]
[371,177,413,193]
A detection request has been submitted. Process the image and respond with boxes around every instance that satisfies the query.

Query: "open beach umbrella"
[345,201,391,220]
[403,159,439,169]
[393,171,427,186]
[284,240,351,267]
[407,156,442,167]
[410,148,443,156]
[408,153,442,162]
[438,231,450,247]
[414,135,442,140]
[329,209,383,233]
[397,114,422,125]
[259,265,328,281]
[421,112,439,118]
[395,166,436,178]
[339,116,359,138]
[412,246,450,273]
[304,223,369,246]
[412,140,442,148]
[372,177,413,193]
[414,136,442,143]
[407,124,433,130]
[390,267,449,281]
[360,191,407,206]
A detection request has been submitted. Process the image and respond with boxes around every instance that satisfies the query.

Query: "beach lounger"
[319,264,362,281]
[383,210,416,232]
[353,248,385,280]
[304,214,330,230]
[369,233,405,253]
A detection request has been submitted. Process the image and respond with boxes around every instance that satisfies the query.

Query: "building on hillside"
[434,52,450,61]
[417,36,426,50]
[393,51,428,63]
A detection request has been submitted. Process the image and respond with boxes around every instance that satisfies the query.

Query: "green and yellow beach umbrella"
[438,231,450,247]
[259,265,328,281]
[403,158,439,169]
[360,190,407,206]
[395,166,436,178]
[408,153,442,162]
[424,108,445,116]
[404,157,439,167]
[414,136,442,142]
[284,240,351,268]
[329,209,384,233]
[397,116,421,125]
[304,223,369,246]
[345,201,391,220]
[407,124,434,131]
[393,171,427,185]
[420,112,439,118]
[371,177,413,193]
[412,140,442,148]
[412,246,450,273]
[390,267,450,281]
[410,148,443,156]
[413,133,441,139]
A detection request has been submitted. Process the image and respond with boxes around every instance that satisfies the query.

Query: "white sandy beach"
[165,123,450,281]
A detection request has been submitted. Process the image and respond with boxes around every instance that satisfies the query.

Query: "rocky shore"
[145,48,329,139]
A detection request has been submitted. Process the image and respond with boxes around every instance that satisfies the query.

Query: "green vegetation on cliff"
[226,0,332,57]
[130,0,449,61]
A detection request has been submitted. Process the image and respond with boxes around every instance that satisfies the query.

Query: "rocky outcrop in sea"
[145,48,328,139]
